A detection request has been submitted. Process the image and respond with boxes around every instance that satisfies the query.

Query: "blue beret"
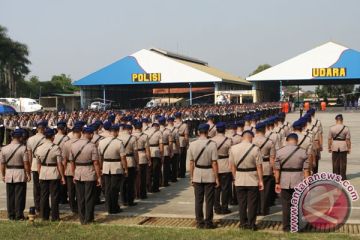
[110,124,120,131]
[198,123,210,131]
[279,112,285,118]
[174,112,182,118]
[72,123,83,132]
[108,115,115,122]
[244,115,251,121]
[57,121,67,128]
[255,122,266,130]
[292,120,303,128]
[124,124,133,130]
[216,122,226,129]
[335,114,343,120]
[95,120,103,126]
[142,118,149,123]
[11,128,24,138]
[83,126,94,134]
[75,121,86,126]
[103,121,112,130]
[167,117,175,122]
[133,121,142,129]
[207,114,216,119]
[36,120,48,128]
[236,120,245,127]
[44,128,56,137]
[286,133,298,141]
[152,122,160,127]
[158,116,166,124]
[242,130,254,137]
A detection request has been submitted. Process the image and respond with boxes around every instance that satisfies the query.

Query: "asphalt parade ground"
[1,111,360,225]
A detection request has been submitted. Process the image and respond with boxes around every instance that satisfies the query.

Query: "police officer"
[174,112,188,178]
[188,123,219,229]
[36,128,65,221]
[119,124,138,206]
[69,126,102,224]
[167,117,180,183]
[159,117,173,187]
[274,133,310,232]
[230,130,264,230]
[0,128,30,220]
[328,114,351,180]
[225,122,242,145]
[212,122,233,214]
[253,121,276,216]
[62,122,82,213]
[147,122,163,192]
[207,115,217,138]
[132,120,151,199]
[26,120,47,213]
[98,124,127,214]
[292,119,314,171]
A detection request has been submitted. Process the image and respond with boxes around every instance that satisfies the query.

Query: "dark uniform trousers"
[40,179,60,220]
[104,174,123,213]
[179,147,187,178]
[0,125,4,146]
[139,164,147,199]
[236,186,259,228]
[313,152,320,174]
[151,157,161,192]
[32,171,41,212]
[214,172,232,211]
[121,167,136,205]
[280,188,294,231]
[230,185,238,205]
[6,182,26,220]
[59,179,68,204]
[170,154,179,182]
[66,176,77,213]
[163,156,171,186]
[75,180,96,224]
[194,182,215,226]
[332,151,347,180]
[259,175,273,215]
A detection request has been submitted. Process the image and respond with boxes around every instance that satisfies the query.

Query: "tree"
[0,25,30,97]
[315,85,355,98]
[249,64,271,76]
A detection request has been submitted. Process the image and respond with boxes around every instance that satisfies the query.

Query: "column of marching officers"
[0,108,352,232]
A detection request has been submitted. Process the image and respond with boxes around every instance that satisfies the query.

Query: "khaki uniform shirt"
[212,134,232,173]
[253,135,275,176]
[27,133,46,171]
[0,143,28,183]
[167,125,179,154]
[54,133,70,150]
[328,124,351,152]
[69,138,99,181]
[99,130,111,139]
[187,136,218,183]
[229,141,262,187]
[244,125,256,135]
[160,125,173,157]
[174,121,188,148]
[133,131,149,165]
[62,138,80,176]
[98,137,126,174]
[36,139,62,180]
[147,128,163,158]
[91,133,104,146]
[266,130,280,150]
[275,145,308,189]
[118,132,138,168]
[294,132,313,155]
[225,130,242,145]
[207,124,217,138]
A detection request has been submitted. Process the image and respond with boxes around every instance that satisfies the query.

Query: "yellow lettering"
[326,68,332,77]
[333,68,339,77]
[340,68,346,77]
[132,74,137,81]
[319,68,326,77]
[312,68,319,77]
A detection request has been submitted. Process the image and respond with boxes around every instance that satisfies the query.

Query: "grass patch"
[0,221,358,240]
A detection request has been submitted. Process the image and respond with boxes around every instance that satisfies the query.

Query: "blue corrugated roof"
[74,56,155,86]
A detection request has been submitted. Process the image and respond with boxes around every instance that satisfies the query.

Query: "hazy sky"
[1,0,360,82]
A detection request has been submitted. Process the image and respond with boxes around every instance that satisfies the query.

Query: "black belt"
[126,153,134,157]
[75,162,93,166]
[263,157,270,162]
[218,155,229,159]
[163,143,169,146]
[6,165,24,169]
[333,138,346,141]
[103,159,120,162]
[138,148,145,151]
[236,167,257,172]
[179,134,185,137]
[150,144,159,147]
[281,168,303,172]
[41,163,57,167]
[195,165,212,169]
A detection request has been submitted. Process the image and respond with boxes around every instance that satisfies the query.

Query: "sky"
[1,0,360,83]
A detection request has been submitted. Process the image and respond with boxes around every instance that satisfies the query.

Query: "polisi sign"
[132,73,161,82]
[312,68,346,77]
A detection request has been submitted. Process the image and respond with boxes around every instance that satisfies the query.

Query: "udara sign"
[132,73,161,82]
[312,68,346,77]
